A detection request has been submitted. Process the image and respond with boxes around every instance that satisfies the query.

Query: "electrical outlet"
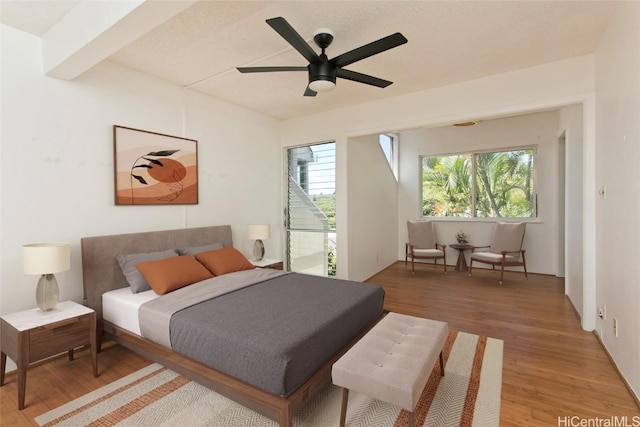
[599,185,607,199]
[598,305,606,319]
[613,318,619,337]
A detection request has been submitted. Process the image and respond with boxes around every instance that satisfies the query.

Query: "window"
[286,142,336,276]
[379,133,398,179]
[421,148,536,218]
[379,134,393,165]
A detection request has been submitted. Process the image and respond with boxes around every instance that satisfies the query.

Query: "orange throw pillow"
[195,247,255,276]
[135,255,213,295]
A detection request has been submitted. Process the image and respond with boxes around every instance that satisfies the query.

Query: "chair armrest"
[436,243,447,250]
[500,249,526,256]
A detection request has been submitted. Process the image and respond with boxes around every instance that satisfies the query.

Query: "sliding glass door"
[285,142,336,276]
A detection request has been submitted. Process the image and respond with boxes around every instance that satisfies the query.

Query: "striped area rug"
[35,331,502,427]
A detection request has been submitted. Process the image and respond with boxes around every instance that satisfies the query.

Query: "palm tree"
[475,150,534,217]
[422,155,472,216]
[423,150,534,218]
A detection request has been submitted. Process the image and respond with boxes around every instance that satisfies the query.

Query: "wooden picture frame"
[113,126,198,205]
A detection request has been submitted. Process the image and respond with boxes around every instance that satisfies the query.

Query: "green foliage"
[313,193,336,229]
[422,154,472,216]
[327,245,337,277]
[422,149,535,218]
[312,193,337,276]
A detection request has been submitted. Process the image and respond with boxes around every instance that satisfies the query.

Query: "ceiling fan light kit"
[237,17,407,97]
[309,79,336,92]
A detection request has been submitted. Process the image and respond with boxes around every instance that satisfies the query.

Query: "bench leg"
[410,411,415,427]
[440,351,445,376]
[340,388,349,427]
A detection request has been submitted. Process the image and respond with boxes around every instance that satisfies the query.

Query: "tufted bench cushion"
[332,312,448,426]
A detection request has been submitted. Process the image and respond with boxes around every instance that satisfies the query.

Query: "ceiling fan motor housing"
[309,60,337,85]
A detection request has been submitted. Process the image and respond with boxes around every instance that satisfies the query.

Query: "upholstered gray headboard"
[81,225,233,320]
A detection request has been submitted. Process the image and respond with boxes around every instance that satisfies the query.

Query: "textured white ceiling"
[1,1,618,120]
[0,0,80,35]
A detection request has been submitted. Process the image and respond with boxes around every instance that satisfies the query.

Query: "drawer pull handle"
[44,318,79,330]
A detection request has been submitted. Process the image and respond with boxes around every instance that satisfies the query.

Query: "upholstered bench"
[332,312,449,427]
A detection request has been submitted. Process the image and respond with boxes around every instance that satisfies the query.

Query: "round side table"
[450,244,472,272]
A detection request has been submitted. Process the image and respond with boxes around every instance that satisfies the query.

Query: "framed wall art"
[113,125,198,205]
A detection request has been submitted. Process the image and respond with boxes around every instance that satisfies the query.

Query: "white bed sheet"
[102,287,158,336]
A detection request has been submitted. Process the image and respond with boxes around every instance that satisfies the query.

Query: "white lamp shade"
[23,243,71,275]
[247,224,270,240]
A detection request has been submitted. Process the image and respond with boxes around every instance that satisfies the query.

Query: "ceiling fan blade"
[337,68,393,88]
[237,66,307,73]
[331,33,407,68]
[266,17,320,64]
[304,86,318,97]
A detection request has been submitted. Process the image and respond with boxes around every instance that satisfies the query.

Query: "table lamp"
[23,242,70,311]
[247,224,270,261]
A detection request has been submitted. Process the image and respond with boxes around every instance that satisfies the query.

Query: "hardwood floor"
[370,262,640,426]
[0,342,149,426]
[1,262,638,426]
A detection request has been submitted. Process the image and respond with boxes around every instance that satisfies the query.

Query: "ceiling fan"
[237,17,408,97]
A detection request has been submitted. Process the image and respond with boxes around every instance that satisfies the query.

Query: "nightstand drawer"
[28,316,90,362]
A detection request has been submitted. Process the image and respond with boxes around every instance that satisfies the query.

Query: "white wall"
[594,1,640,400]
[559,105,584,319]
[0,25,282,328]
[397,111,559,275]
[347,135,398,281]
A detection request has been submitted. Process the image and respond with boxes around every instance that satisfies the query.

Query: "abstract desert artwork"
[114,126,198,205]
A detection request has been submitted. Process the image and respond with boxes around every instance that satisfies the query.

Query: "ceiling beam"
[42,0,196,80]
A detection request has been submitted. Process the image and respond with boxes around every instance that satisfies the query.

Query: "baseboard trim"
[564,294,582,322]
[593,331,640,409]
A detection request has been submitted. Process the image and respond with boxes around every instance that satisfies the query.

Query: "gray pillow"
[176,242,223,256]
[116,249,178,293]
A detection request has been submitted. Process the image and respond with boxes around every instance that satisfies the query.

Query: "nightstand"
[0,300,98,409]
[251,258,284,270]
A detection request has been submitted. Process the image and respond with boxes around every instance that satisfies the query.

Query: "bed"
[81,225,384,426]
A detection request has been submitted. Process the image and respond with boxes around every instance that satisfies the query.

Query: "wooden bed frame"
[81,225,379,426]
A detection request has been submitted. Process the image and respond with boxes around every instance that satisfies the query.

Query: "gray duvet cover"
[139,270,384,396]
